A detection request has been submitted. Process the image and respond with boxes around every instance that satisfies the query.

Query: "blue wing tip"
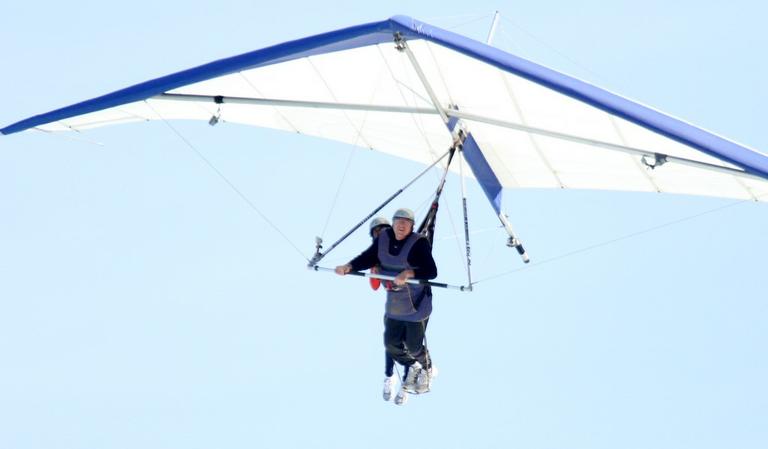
[1,124,20,135]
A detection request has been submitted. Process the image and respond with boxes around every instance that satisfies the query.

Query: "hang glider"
[4,15,768,263]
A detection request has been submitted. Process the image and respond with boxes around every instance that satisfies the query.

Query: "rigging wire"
[494,18,664,194]
[318,146,357,239]
[307,148,456,266]
[238,72,300,132]
[496,16,609,85]
[471,196,761,286]
[428,13,494,34]
[241,69,361,240]
[415,188,439,216]
[144,100,309,262]
[306,54,385,239]
[422,12,490,23]
[34,128,106,146]
[435,225,503,241]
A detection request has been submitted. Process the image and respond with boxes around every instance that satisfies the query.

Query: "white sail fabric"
[5,17,768,202]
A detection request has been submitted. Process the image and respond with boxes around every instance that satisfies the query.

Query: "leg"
[385,353,395,377]
[383,316,396,377]
[403,319,430,369]
[404,319,434,394]
[384,317,413,367]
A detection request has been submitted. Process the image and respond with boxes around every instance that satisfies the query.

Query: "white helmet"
[369,216,391,237]
[392,208,415,223]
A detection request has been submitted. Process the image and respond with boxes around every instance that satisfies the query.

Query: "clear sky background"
[2,2,767,448]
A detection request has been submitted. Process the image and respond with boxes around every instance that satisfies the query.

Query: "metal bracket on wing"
[499,213,529,262]
[208,95,223,126]
[641,153,668,170]
[395,33,530,265]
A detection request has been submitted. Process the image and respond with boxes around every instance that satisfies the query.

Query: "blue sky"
[2,2,767,448]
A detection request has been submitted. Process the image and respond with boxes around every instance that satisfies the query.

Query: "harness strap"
[418,146,457,245]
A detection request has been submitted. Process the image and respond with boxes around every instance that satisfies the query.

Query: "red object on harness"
[369,266,381,290]
[368,267,396,291]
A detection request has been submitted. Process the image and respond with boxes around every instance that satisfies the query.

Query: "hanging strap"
[417,146,457,245]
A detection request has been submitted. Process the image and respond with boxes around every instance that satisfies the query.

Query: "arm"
[335,239,379,275]
[392,237,438,285]
[407,238,437,280]
[395,238,437,285]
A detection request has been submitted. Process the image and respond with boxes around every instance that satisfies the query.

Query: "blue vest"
[377,231,432,322]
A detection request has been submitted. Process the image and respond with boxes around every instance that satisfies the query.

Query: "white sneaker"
[394,385,408,405]
[382,375,395,401]
[402,362,422,393]
[414,365,435,394]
